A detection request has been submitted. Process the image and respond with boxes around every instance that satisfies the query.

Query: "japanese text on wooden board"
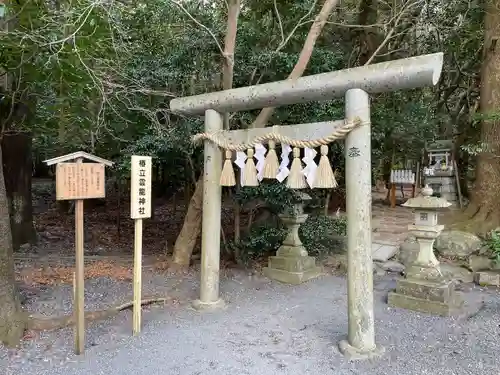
[130,155,152,219]
[56,163,105,200]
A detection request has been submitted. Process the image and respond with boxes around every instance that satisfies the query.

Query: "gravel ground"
[2,270,500,375]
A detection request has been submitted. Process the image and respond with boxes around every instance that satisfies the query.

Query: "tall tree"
[2,131,37,250]
[171,0,341,267]
[0,0,27,347]
[0,142,27,346]
[459,0,500,235]
[171,0,242,267]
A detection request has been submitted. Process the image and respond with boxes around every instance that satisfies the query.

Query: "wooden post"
[453,160,463,209]
[44,150,113,355]
[74,157,85,354]
[390,183,396,208]
[133,218,143,335]
[416,162,421,190]
[130,155,152,335]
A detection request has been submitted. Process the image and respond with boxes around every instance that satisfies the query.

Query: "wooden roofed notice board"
[56,162,105,200]
[44,151,113,356]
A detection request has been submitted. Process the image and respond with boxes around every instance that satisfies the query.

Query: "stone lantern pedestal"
[388,185,463,316]
[263,192,322,284]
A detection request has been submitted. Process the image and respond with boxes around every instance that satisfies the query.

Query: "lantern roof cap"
[402,185,451,209]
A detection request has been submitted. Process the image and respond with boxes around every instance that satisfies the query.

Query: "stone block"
[469,255,493,272]
[264,255,322,285]
[267,255,316,272]
[474,271,500,287]
[440,193,457,202]
[395,278,454,302]
[440,263,474,283]
[388,277,463,316]
[379,260,405,273]
[388,290,463,317]
[440,184,455,193]
[372,244,398,262]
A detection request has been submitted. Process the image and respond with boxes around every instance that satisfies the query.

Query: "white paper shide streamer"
[254,143,267,182]
[302,147,318,188]
[235,151,247,186]
[276,144,292,182]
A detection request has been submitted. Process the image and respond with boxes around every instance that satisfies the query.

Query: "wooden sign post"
[130,155,152,335]
[44,151,113,355]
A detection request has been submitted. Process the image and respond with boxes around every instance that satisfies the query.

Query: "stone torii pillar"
[170,53,443,359]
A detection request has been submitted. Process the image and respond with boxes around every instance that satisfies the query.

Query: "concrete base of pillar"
[338,340,385,361]
[192,298,226,311]
[263,255,322,285]
[388,277,463,316]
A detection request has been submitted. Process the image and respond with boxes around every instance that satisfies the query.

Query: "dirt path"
[2,269,498,375]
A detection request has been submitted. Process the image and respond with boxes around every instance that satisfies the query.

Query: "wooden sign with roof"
[44,151,113,355]
[44,151,113,201]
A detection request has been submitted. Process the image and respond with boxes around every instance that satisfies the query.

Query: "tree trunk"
[171,0,241,266]
[171,178,203,266]
[252,0,341,128]
[0,142,27,347]
[356,0,379,66]
[1,131,37,250]
[457,0,500,235]
[222,0,240,131]
[171,0,340,266]
[223,0,242,248]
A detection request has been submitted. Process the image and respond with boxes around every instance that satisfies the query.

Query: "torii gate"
[170,53,443,359]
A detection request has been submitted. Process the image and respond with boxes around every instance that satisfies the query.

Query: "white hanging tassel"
[263,140,279,179]
[314,145,337,188]
[302,147,318,188]
[276,144,292,182]
[242,148,259,186]
[254,143,267,182]
[235,151,247,187]
[220,149,236,186]
[286,147,307,189]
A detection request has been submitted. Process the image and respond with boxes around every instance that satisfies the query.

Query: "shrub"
[232,213,347,264]
[300,214,347,259]
[230,223,287,265]
[487,229,500,265]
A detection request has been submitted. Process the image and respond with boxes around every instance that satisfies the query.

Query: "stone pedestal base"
[263,255,322,285]
[192,298,226,311]
[338,340,385,361]
[388,278,463,316]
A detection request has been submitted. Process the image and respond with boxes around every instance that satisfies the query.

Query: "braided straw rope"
[192,117,366,151]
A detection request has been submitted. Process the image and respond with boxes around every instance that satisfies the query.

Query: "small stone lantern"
[263,191,322,284]
[388,185,463,316]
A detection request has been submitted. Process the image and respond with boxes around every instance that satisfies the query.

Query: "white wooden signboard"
[130,155,152,335]
[130,155,152,219]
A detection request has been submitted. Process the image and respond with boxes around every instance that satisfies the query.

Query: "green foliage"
[235,181,297,213]
[230,223,288,264]
[232,213,347,264]
[1,0,488,257]
[487,230,500,265]
[299,214,347,258]
[2,0,481,178]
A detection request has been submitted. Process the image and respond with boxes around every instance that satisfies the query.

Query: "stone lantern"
[263,191,322,284]
[388,185,463,316]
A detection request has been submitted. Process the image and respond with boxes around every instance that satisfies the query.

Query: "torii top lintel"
[170,52,443,116]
